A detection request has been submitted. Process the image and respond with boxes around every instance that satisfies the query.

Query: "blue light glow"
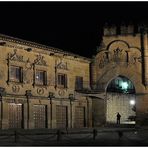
[121,82,128,89]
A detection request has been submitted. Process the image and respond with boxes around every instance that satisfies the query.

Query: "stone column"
[86,97,92,127]
[70,100,73,128]
[71,101,75,128]
[143,31,148,85]
[1,100,8,129]
[0,100,1,129]
[141,26,148,86]
[51,101,56,128]
[28,100,34,129]
[90,60,97,89]
[47,102,51,129]
[23,102,28,129]
[25,90,33,129]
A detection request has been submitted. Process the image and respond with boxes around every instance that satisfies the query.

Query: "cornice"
[0,33,91,63]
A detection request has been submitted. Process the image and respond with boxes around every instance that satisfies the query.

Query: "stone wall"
[0,35,92,129]
[106,93,136,123]
[91,25,148,125]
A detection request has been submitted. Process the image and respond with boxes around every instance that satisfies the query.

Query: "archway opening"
[106,75,136,125]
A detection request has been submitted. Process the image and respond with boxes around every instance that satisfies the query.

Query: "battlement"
[103,23,134,36]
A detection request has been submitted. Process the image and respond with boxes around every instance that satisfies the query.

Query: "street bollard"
[57,129,62,141]
[117,131,123,140]
[14,131,18,143]
[93,129,97,140]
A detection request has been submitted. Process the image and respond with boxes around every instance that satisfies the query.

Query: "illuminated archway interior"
[107,75,135,94]
[106,76,136,124]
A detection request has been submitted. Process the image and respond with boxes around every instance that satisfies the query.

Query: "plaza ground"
[0,125,148,146]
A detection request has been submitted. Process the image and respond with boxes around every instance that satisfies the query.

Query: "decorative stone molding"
[4,98,15,103]
[0,87,6,97]
[56,59,68,70]
[12,85,20,93]
[37,87,44,95]
[4,98,27,104]
[8,49,24,62]
[23,58,33,84]
[25,58,33,70]
[58,89,65,96]
[98,46,141,69]
[0,34,91,63]
[113,47,123,62]
[34,54,47,66]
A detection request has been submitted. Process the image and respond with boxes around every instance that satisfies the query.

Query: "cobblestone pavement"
[0,127,148,146]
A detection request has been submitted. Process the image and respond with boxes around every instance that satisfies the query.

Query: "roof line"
[0,33,91,61]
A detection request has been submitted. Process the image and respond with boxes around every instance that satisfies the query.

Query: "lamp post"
[49,92,55,129]
[69,94,74,128]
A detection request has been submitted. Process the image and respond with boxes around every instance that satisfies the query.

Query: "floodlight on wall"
[121,82,128,90]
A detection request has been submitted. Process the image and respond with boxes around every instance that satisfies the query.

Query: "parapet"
[104,24,117,36]
[103,22,134,36]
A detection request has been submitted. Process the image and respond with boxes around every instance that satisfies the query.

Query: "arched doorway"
[106,75,136,124]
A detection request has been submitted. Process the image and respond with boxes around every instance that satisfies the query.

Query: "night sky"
[0,2,148,58]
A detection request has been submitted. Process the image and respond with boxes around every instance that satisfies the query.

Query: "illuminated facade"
[91,24,148,126]
[0,34,92,129]
[0,23,148,129]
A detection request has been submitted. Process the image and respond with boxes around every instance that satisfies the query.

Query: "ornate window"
[10,66,23,83]
[75,76,83,90]
[57,73,67,88]
[35,70,47,85]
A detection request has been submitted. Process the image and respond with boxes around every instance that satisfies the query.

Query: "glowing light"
[130,100,135,105]
[121,82,128,89]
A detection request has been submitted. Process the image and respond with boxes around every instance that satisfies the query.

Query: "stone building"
[0,23,148,129]
[0,34,92,129]
[91,23,148,126]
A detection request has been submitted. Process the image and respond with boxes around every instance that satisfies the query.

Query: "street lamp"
[69,94,75,101]
[69,94,75,128]
[130,100,135,105]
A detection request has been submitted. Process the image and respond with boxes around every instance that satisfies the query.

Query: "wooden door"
[74,106,85,128]
[56,105,68,128]
[8,103,23,129]
[33,105,47,128]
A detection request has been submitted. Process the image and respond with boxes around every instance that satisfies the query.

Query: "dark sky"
[0,1,148,58]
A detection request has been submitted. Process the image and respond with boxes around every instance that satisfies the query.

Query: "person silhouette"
[117,112,121,124]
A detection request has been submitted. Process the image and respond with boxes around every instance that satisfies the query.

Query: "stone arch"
[105,74,137,124]
[106,40,141,51]
[106,75,136,93]
[96,66,143,94]
[105,75,136,93]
